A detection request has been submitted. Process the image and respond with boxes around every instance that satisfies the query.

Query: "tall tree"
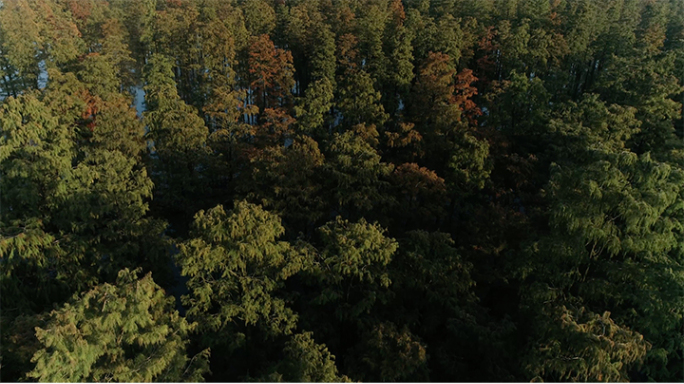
[243,34,296,118]
[258,332,349,382]
[409,52,490,192]
[520,95,684,382]
[177,201,309,338]
[284,0,336,94]
[324,131,394,217]
[242,0,276,37]
[244,135,327,232]
[27,269,209,382]
[0,0,42,93]
[335,34,388,129]
[143,54,210,219]
[177,201,312,379]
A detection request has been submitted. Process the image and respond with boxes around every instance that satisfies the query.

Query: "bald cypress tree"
[178,201,310,341]
[520,95,684,382]
[2,1,684,382]
[259,332,350,382]
[27,269,209,382]
[144,53,210,220]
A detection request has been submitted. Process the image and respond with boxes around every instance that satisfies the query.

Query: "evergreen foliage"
[1,0,683,382]
[177,201,311,341]
[27,269,209,382]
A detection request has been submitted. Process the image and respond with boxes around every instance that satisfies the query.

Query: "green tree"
[345,322,428,382]
[295,216,398,381]
[409,52,490,190]
[245,136,328,231]
[526,306,650,382]
[335,33,389,129]
[201,8,249,130]
[0,0,42,93]
[177,201,311,341]
[387,230,505,381]
[294,77,335,137]
[0,67,169,323]
[404,4,436,64]
[308,216,397,324]
[144,54,210,217]
[259,332,349,382]
[379,0,415,114]
[0,0,84,92]
[325,131,394,216]
[284,0,336,94]
[176,201,315,380]
[27,269,210,382]
[242,0,276,36]
[109,0,156,77]
[336,69,389,129]
[3,1,684,382]
[520,95,684,381]
[388,163,448,230]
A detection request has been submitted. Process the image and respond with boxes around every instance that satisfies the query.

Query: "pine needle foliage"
[27,269,209,382]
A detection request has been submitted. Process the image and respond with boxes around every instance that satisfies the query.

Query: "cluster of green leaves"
[2,0,683,382]
[28,269,209,382]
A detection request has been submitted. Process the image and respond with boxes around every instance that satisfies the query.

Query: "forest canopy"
[1,0,683,382]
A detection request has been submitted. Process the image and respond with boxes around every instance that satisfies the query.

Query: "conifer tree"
[307,216,397,324]
[325,131,394,216]
[1,68,171,307]
[335,33,389,129]
[259,332,350,382]
[345,321,428,382]
[245,136,327,231]
[144,53,210,217]
[177,201,311,342]
[242,0,276,37]
[284,0,336,94]
[294,77,335,137]
[379,0,415,114]
[388,164,448,229]
[244,34,296,117]
[27,269,209,382]
[2,1,683,382]
[409,52,490,191]
[0,0,42,92]
[520,95,684,381]
[109,0,156,75]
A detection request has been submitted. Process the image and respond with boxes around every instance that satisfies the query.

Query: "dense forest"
[0,0,683,382]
